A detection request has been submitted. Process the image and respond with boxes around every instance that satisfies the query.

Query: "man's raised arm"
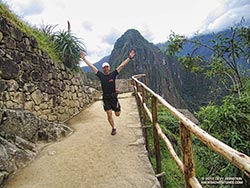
[80,51,98,74]
[116,50,135,73]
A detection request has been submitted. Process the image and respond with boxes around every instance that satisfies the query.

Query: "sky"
[2,0,250,66]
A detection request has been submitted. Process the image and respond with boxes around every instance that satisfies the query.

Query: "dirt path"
[6,93,160,188]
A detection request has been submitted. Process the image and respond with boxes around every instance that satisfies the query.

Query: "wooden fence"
[131,74,250,188]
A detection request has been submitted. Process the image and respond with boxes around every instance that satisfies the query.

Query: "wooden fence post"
[143,74,148,86]
[141,87,150,153]
[132,74,250,188]
[180,122,196,188]
[152,96,163,187]
[143,75,149,103]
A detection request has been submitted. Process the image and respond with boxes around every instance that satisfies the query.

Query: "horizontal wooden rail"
[155,122,184,173]
[132,74,250,188]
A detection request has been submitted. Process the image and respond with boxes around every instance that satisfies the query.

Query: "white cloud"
[102,28,121,45]
[200,0,250,33]
[2,0,44,16]
[2,0,250,65]
[81,21,94,32]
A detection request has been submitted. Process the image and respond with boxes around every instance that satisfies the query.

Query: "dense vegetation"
[150,21,250,188]
[146,92,250,187]
[166,19,249,97]
[195,91,250,187]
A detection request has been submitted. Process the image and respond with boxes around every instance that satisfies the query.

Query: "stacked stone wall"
[0,15,97,123]
[0,14,99,187]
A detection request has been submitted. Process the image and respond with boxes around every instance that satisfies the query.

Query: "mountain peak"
[108,29,186,108]
[113,29,148,51]
[123,29,142,37]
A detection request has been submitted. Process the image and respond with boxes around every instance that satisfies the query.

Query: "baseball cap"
[102,62,110,68]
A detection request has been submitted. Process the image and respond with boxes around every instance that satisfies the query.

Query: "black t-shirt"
[96,70,119,94]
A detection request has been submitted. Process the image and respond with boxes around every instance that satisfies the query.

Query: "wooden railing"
[131,74,250,188]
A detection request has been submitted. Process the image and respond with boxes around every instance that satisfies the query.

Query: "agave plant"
[39,21,86,69]
[53,29,86,69]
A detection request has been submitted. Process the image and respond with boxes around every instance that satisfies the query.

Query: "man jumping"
[80,50,135,135]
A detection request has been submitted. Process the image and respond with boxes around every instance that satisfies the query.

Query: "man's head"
[102,62,110,75]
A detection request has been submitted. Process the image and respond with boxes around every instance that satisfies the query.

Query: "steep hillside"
[108,29,186,108]
[165,56,227,111]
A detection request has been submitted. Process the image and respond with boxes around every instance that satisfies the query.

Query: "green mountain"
[108,29,187,108]
[84,29,233,111]
[164,56,227,112]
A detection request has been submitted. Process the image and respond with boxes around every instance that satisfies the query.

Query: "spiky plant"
[53,29,86,69]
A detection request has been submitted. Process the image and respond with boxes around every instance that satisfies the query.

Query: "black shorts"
[103,93,121,112]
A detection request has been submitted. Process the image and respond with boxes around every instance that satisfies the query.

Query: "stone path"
[6,93,160,188]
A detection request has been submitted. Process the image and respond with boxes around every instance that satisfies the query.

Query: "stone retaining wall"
[0,15,98,123]
[0,14,99,187]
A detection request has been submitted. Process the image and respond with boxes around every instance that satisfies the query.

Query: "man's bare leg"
[115,111,120,117]
[106,110,115,128]
[106,110,117,135]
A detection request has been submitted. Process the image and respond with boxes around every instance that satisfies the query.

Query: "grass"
[147,129,185,187]
[145,103,217,187]
[145,98,250,188]
[0,2,60,63]
[145,103,185,188]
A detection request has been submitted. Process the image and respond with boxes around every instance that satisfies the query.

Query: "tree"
[166,20,250,98]
[165,20,250,186]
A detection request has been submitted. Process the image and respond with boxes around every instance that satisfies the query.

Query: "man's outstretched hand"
[80,51,86,60]
[129,50,135,59]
